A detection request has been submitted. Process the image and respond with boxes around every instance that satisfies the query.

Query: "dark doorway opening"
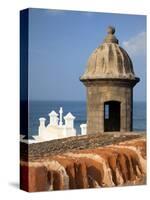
[104,101,120,132]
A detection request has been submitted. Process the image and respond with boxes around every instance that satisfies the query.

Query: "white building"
[38,107,77,141]
[20,107,87,143]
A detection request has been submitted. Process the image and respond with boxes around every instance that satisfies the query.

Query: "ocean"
[28,101,146,136]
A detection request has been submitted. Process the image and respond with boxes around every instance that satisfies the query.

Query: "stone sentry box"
[80,26,139,134]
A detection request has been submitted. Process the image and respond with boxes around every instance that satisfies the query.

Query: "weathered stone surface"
[80,27,137,80]
[20,164,49,192]
[20,132,144,161]
[85,81,135,134]
[20,134,146,192]
[80,27,140,134]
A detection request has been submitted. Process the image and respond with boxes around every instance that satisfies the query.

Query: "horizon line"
[25,99,146,103]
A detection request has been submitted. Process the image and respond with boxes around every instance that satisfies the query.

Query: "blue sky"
[28,8,146,101]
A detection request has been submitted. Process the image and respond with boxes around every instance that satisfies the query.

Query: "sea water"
[28,101,146,136]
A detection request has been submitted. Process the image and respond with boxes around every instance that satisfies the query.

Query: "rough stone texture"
[80,43,136,80]
[83,79,138,134]
[20,164,49,192]
[80,27,138,80]
[80,27,140,134]
[20,134,146,192]
[20,132,144,161]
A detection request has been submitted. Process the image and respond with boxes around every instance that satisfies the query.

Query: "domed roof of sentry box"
[80,26,137,81]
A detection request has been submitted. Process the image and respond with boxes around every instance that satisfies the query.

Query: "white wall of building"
[21,107,87,143]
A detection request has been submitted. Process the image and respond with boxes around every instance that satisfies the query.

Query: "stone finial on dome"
[104,26,119,44]
[107,26,115,34]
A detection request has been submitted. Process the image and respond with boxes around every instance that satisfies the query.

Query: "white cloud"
[122,31,146,56]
